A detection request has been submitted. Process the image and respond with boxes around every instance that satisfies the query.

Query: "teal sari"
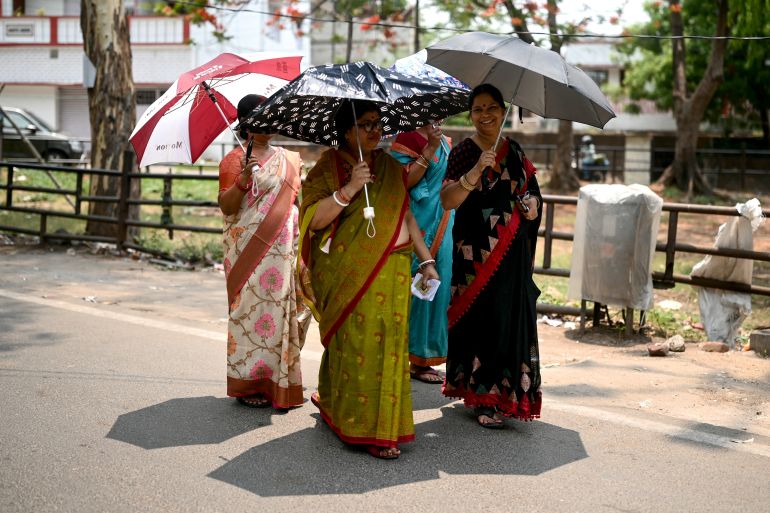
[390,132,454,366]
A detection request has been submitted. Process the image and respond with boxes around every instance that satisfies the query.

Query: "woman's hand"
[471,150,497,176]
[420,263,439,285]
[424,124,442,153]
[346,161,373,194]
[522,195,539,220]
[239,155,260,183]
[470,149,496,181]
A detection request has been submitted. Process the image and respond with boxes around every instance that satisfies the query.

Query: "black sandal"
[237,395,271,408]
[475,406,504,429]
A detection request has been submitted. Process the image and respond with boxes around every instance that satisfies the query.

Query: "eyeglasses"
[358,120,384,133]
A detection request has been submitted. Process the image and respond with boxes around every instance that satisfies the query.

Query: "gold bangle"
[458,174,476,191]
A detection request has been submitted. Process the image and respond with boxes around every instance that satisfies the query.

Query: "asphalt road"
[1,248,769,513]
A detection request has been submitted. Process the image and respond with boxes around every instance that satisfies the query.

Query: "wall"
[1,0,13,16]
[0,46,82,84]
[26,0,63,16]
[0,84,58,128]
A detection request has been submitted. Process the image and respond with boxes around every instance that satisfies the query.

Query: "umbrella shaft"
[203,80,245,152]
[493,100,514,152]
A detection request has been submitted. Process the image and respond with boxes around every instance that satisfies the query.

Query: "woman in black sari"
[440,84,542,428]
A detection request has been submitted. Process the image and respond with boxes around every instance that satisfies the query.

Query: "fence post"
[75,170,83,215]
[543,200,554,269]
[663,210,678,286]
[5,164,13,207]
[161,175,174,239]
[116,150,133,250]
[39,213,47,243]
[740,142,746,191]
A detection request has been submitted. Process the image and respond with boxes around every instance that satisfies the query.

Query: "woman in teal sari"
[299,100,439,459]
[390,123,454,383]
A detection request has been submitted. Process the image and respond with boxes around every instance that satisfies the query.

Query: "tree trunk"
[657,115,711,199]
[81,0,139,238]
[548,119,580,192]
[657,0,728,197]
[542,0,578,193]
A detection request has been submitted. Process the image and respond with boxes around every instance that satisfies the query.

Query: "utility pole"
[414,0,420,53]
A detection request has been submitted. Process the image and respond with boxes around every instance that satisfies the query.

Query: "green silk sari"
[299,148,415,448]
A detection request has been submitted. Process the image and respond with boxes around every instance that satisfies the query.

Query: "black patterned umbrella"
[240,61,469,147]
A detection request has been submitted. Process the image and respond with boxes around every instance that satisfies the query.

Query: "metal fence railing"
[2,159,768,333]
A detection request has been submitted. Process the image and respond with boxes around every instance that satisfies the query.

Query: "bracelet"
[332,190,350,207]
[417,155,430,167]
[418,259,436,269]
[337,188,351,203]
[235,177,252,192]
[412,159,428,169]
[458,173,476,191]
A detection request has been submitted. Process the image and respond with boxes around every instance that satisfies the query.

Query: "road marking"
[2,287,767,458]
[0,287,324,362]
[548,401,770,458]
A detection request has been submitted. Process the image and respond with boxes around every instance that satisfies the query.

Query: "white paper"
[411,273,440,301]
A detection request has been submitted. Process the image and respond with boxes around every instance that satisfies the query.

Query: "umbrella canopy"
[426,32,615,129]
[129,52,302,167]
[240,61,469,148]
[390,49,470,90]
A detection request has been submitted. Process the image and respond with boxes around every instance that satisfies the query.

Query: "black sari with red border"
[442,136,542,420]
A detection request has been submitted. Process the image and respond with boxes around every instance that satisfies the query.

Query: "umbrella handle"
[350,101,376,237]
[202,80,245,152]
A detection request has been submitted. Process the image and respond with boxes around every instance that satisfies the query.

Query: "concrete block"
[749,329,770,357]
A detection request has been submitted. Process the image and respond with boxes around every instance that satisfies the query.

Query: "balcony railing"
[0,16,189,46]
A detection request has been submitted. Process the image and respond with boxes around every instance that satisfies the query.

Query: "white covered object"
[690,198,765,342]
[568,184,663,310]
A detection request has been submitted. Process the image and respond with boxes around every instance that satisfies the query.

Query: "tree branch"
[689,0,729,120]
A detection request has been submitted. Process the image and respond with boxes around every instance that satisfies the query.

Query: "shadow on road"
[411,379,457,411]
[0,299,61,354]
[106,396,274,449]
[208,405,587,496]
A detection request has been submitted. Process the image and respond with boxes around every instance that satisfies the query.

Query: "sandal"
[366,445,400,460]
[310,391,321,409]
[410,365,444,384]
[475,406,504,429]
[236,394,271,408]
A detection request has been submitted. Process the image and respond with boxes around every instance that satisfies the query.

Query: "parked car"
[1,106,84,162]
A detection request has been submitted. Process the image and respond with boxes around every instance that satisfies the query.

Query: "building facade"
[0,0,309,144]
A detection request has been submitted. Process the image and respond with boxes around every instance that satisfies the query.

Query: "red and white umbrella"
[130,52,303,167]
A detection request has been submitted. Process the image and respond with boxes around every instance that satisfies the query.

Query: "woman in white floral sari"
[218,94,308,410]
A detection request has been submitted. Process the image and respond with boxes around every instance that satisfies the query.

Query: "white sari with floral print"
[222,147,305,408]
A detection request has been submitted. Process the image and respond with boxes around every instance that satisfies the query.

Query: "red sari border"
[313,399,416,448]
[443,384,542,421]
[409,355,447,367]
[227,377,304,409]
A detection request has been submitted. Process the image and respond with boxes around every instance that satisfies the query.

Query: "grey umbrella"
[425,31,616,131]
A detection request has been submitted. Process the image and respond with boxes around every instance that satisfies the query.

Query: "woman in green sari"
[299,100,439,459]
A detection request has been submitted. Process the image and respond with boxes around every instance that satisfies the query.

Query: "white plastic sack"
[691,198,765,342]
[568,184,663,310]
